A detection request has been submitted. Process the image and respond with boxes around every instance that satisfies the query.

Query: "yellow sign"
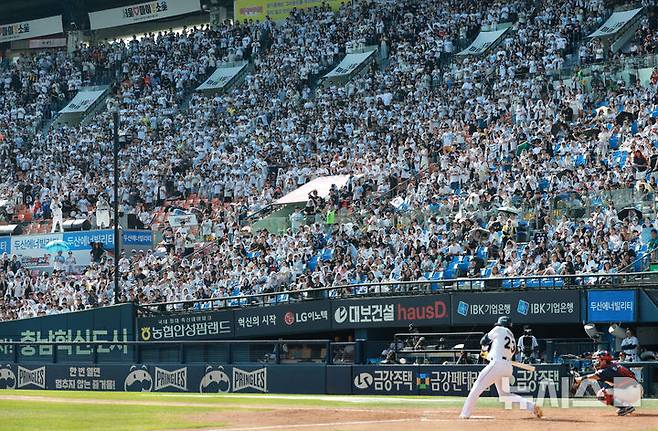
[234,0,344,22]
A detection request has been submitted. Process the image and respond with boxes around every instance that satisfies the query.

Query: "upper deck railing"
[138,270,658,314]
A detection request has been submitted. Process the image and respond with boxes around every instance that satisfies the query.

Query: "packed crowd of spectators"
[0,0,658,319]
[0,49,86,139]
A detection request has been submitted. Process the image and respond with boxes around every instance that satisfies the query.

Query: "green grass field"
[1,391,657,431]
[0,391,476,431]
[0,398,219,431]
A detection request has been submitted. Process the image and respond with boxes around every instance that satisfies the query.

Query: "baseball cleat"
[617,406,635,416]
[533,405,543,418]
[459,414,470,419]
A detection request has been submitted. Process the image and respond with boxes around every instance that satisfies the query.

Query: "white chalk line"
[201,417,495,431]
[157,394,461,404]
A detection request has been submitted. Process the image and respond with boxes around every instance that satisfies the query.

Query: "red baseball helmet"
[592,350,613,369]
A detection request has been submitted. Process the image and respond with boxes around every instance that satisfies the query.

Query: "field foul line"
[157,394,460,403]
[202,419,414,431]
[202,417,497,431]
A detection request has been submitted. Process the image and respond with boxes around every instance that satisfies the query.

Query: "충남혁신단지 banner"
[0,304,135,363]
[88,0,201,31]
[588,7,643,38]
[457,27,510,56]
[0,15,63,43]
[196,63,248,92]
[59,88,107,114]
[234,0,343,22]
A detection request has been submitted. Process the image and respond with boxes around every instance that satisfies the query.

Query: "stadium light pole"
[112,106,120,304]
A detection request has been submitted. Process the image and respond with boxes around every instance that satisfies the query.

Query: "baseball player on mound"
[573,350,641,416]
[460,316,543,419]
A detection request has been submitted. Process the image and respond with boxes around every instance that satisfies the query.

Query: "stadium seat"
[307,255,319,271]
[540,277,564,288]
[573,154,586,167]
[525,278,541,288]
[612,151,628,168]
[321,248,334,261]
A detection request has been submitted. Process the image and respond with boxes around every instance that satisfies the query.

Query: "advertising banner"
[451,290,580,325]
[0,236,11,254]
[28,38,67,49]
[8,230,152,270]
[11,232,69,269]
[323,49,377,79]
[587,290,636,323]
[138,310,233,341]
[234,300,331,337]
[352,364,568,397]
[234,0,342,22]
[196,63,248,92]
[332,295,451,329]
[0,15,63,43]
[0,304,135,363]
[89,0,201,30]
[0,362,567,395]
[0,363,325,394]
[457,28,509,56]
[59,88,107,114]
[589,7,643,38]
[63,230,116,251]
[122,230,153,247]
[167,213,198,227]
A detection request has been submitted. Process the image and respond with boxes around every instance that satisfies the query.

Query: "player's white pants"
[52,215,64,233]
[608,379,643,407]
[460,360,536,418]
[96,209,110,229]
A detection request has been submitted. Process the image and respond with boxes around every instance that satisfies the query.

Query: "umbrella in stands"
[45,240,70,253]
[469,227,490,241]
[497,206,520,215]
[618,207,642,221]
[580,127,599,138]
[616,111,636,125]
[516,141,532,156]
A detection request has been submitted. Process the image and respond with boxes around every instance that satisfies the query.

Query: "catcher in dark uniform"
[573,351,642,416]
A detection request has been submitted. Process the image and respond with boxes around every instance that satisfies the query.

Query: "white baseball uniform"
[620,336,639,362]
[51,200,64,233]
[460,325,537,418]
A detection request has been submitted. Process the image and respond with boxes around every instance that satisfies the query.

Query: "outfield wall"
[0,304,135,363]
[2,289,658,365]
[0,363,571,397]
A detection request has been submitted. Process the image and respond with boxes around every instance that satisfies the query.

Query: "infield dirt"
[1,393,657,431]
[175,405,658,431]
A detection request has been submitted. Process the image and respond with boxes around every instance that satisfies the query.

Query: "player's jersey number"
[504,336,516,354]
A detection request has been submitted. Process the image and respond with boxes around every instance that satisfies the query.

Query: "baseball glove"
[569,369,582,396]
